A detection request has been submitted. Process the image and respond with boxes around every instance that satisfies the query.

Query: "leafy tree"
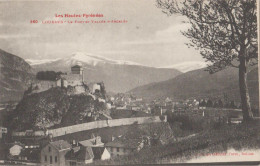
[218,99,224,108]
[157,0,257,121]
[98,82,106,98]
[36,71,63,81]
[213,101,218,108]
[199,99,207,107]
[229,100,237,108]
[206,99,213,107]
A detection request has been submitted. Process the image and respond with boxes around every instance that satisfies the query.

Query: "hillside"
[27,52,182,93]
[93,120,260,165]
[0,49,35,103]
[129,67,259,107]
[8,87,105,131]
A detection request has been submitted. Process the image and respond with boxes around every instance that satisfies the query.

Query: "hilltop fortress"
[31,65,102,95]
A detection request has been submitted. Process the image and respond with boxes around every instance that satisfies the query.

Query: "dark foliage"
[36,71,63,81]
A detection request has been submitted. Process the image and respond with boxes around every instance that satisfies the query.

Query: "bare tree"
[157,0,258,121]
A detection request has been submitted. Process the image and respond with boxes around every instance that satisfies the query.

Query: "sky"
[0,0,204,67]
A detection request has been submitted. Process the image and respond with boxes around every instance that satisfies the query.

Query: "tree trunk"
[239,57,254,121]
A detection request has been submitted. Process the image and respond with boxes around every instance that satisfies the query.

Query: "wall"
[12,116,167,138]
[33,81,57,93]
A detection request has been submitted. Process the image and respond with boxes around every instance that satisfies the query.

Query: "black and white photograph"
[0,0,259,165]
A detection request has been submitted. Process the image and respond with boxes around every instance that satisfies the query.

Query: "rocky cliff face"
[0,49,35,103]
[9,87,107,131]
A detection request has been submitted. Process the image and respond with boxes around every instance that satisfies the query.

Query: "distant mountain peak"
[69,52,144,66]
[26,58,61,66]
[159,61,208,72]
[27,52,144,67]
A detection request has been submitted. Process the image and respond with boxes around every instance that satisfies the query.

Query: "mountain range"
[129,66,259,108]
[1,49,258,108]
[159,61,208,73]
[26,52,182,93]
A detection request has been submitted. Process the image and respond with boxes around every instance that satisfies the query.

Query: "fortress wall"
[12,116,166,138]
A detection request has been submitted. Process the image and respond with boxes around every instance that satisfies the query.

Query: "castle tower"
[71,65,83,75]
[71,65,84,82]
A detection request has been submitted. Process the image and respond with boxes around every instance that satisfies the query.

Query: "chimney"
[112,136,115,141]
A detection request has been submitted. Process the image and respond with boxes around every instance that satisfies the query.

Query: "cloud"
[121,23,190,46]
[155,23,190,38]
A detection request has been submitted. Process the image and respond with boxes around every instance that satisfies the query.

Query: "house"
[116,105,127,110]
[87,82,101,94]
[92,147,111,160]
[9,143,24,157]
[65,146,94,165]
[0,127,7,139]
[105,138,143,158]
[40,140,72,166]
[18,148,40,162]
[127,104,141,111]
[106,103,112,109]
[66,136,109,162]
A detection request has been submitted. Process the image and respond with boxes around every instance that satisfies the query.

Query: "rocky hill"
[0,49,35,103]
[9,87,107,131]
[129,66,259,108]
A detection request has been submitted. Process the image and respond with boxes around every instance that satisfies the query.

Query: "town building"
[65,135,110,165]
[92,147,111,161]
[78,136,104,147]
[0,127,7,139]
[65,146,94,166]
[88,82,101,93]
[40,140,71,166]
[9,143,24,157]
[105,138,144,158]
[18,148,40,162]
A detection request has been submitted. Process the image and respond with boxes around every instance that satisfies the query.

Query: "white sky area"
[0,0,204,67]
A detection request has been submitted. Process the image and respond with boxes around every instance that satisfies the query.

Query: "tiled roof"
[79,137,104,147]
[92,147,105,160]
[77,147,94,161]
[50,140,71,151]
[65,146,94,161]
[79,140,93,147]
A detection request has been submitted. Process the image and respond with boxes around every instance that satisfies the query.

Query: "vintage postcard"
[0,0,259,165]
